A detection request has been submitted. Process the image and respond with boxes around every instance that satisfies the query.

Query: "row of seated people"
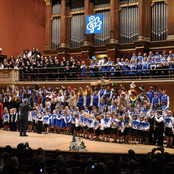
[0,143,174,174]
[0,49,174,80]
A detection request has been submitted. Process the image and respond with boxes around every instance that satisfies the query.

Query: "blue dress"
[78,96,84,110]
[81,65,87,76]
[60,114,65,128]
[52,114,57,126]
[56,114,61,127]
[65,115,71,127]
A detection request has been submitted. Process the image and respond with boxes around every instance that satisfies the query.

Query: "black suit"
[19,102,35,136]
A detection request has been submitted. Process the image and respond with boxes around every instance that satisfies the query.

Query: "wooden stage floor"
[0,130,174,155]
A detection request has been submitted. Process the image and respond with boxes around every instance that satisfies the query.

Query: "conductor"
[19,99,36,136]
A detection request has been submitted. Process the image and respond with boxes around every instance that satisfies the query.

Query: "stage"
[0,130,173,155]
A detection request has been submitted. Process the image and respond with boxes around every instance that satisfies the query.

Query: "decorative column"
[167,0,174,40]
[44,0,52,50]
[138,0,145,40]
[115,0,120,43]
[66,2,71,47]
[60,0,67,47]
[110,0,116,43]
[83,0,94,45]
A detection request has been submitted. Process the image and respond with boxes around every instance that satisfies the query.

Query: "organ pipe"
[94,10,110,46]
[120,5,138,43]
[52,17,61,49]
[151,1,167,41]
[71,14,84,47]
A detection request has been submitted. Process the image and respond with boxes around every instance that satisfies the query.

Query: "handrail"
[16,66,173,81]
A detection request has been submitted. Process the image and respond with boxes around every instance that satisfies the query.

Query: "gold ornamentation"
[94,6,110,12]
[151,0,168,6]
[70,10,85,15]
[119,2,138,10]
[51,14,61,20]
[45,0,51,6]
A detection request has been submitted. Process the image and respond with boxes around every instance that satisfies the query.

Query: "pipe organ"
[43,0,174,60]
[70,14,84,47]
[151,1,167,41]
[94,10,110,46]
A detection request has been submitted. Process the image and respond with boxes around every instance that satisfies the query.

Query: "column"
[115,0,120,43]
[110,0,116,43]
[167,0,174,40]
[84,0,94,45]
[66,2,71,47]
[44,0,52,50]
[138,0,145,40]
[60,0,67,47]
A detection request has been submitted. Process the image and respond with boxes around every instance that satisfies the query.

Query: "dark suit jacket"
[19,103,35,120]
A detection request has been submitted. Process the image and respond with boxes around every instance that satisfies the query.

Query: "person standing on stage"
[0,98,3,128]
[19,98,36,136]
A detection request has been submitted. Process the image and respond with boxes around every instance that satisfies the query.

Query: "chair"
[71,167,81,174]
[66,160,82,167]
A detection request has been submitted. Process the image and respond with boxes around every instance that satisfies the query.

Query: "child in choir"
[164,110,173,148]
[148,110,156,145]
[56,110,61,133]
[43,111,50,134]
[60,110,66,133]
[71,111,76,135]
[111,114,118,143]
[11,108,18,131]
[3,111,9,131]
[79,110,84,136]
[77,92,85,111]
[88,114,95,140]
[154,109,164,146]
[31,110,37,132]
[45,102,51,112]
[131,114,139,144]
[104,113,111,142]
[107,99,112,112]
[161,90,170,107]
[47,110,52,132]
[82,112,89,138]
[28,111,33,132]
[36,110,43,134]
[99,115,105,142]
[52,110,58,133]
[39,103,44,114]
[110,61,116,77]
[92,91,99,109]
[124,112,132,144]
[136,110,141,119]
[137,116,144,144]
[85,91,92,108]
[143,117,150,144]
[151,92,160,109]
[75,113,80,136]
[117,116,124,143]
[98,98,105,114]
[80,61,87,77]
[94,116,100,141]
[161,100,167,114]
[84,105,89,114]
[64,110,71,134]
[9,109,13,131]
[110,102,118,113]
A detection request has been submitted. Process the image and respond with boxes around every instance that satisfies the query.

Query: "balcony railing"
[17,66,173,81]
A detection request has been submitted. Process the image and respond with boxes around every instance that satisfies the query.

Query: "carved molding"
[151,0,168,6]
[94,6,110,12]
[45,0,51,6]
[119,2,138,10]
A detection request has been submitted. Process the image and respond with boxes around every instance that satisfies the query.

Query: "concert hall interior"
[0,0,174,174]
